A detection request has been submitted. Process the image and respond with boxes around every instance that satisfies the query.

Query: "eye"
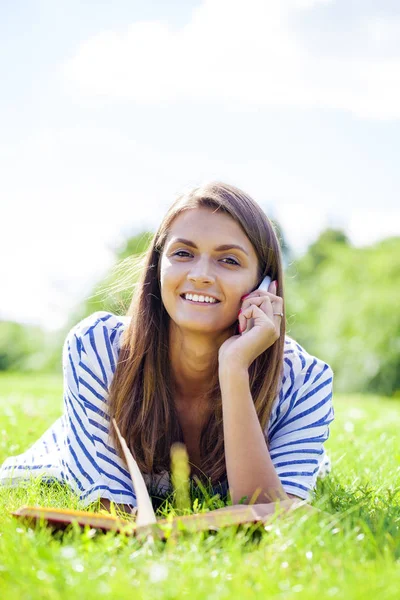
[221,257,240,266]
[172,251,240,266]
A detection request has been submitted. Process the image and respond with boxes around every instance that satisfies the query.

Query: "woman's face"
[160,207,259,335]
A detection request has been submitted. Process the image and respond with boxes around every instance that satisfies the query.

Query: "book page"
[112,418,157,527]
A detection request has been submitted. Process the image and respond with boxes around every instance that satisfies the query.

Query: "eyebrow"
[168,237,249,256]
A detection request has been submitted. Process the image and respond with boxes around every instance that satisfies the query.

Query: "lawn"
[0,372,399,599]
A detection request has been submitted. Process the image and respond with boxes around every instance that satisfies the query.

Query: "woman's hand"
[218,280,283,371]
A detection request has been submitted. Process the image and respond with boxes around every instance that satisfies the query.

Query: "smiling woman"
[0,182,334,513]
[160,207,259,345]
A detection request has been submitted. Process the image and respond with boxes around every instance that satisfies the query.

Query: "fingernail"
[238,309,242,316]
[240,294,249,300]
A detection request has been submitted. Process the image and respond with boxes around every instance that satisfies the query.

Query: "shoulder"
[65,311,130,350]
[268,335,334,431]
[69,311,130,338]
[63,312,131,384]
[282,335,334,396]
[267,337,335,500]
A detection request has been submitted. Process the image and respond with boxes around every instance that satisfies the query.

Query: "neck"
[169,322,231,406]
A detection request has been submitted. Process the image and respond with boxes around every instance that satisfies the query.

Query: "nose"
[187,256,216,285]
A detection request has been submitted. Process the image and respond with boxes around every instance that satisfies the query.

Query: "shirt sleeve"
[267,342,335,501]
[61,311,137,508]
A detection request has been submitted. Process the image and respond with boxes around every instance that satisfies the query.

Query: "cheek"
[160,258,175,289]
[159,259,185,304]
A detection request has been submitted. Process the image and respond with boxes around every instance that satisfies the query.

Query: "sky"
[1,0,400,332]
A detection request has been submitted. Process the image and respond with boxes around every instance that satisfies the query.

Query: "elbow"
[229,487,291,505]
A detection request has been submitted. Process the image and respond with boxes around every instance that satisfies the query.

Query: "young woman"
[0,182,334,516]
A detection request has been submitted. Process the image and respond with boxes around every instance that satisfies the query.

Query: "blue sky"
[1,0,399,331]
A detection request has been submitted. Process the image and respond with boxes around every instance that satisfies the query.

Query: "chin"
[178,322,218,333]
[175,317,234,336]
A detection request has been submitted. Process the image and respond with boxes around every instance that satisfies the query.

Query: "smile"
[180,294,220,306]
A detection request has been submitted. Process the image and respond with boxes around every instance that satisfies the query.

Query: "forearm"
[210,500,318,519]
[99,498,136,517]
[219,364,289,505]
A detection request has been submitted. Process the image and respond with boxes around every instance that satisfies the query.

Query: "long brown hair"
[107,182,286,486]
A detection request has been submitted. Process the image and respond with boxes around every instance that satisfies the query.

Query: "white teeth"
[183,293,217,303]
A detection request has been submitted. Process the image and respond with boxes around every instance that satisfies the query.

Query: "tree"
[285,235,400,396]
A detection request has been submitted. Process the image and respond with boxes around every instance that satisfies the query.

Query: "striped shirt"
[0,311,334,506]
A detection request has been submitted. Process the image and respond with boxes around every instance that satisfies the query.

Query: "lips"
[180,295,220,306]
[180,292,220,302]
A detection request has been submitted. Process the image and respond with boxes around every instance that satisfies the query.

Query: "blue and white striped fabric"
[0,311,334,506]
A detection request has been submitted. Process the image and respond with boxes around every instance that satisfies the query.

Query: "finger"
[240,300,283,334]
[241,304,270,334]
[242,293,283,308]
[242,301,271,321]
[241,285,280,302]
[241,316,253,334]
[241,295,269,309]
[240,302,272,334]
[241,294,281,321]
[241,291,280,308]
[239,297,269,332]
[269,280,278,295]
[238,309,247,333]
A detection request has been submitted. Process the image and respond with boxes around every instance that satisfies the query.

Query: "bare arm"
[99,498,136,517]
[208,498,323,520]
[219,364,290,505]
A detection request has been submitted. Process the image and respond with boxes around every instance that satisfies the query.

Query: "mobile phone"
[238,275,273,335]
[258,275,272,291]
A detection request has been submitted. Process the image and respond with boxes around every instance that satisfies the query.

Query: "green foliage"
[0,321,51,372]
[269,216,294,269]
[285,235,400,396]
[0,231,154,375]
[0,376,399,599]
[2,223,399,398]
[66,230,154,330]
[304,227,350,270]
[34,231,154,375]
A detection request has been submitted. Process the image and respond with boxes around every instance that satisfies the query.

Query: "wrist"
[218,360,249,381]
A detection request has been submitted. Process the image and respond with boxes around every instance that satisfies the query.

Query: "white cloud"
[365,15,400,49]
[346,209,400,248]
[2,119,398,331]
[274,201,329,256]
[0,232,115,331]
[61,0,400,120]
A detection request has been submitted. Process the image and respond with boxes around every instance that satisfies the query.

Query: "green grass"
[0,372,399,599]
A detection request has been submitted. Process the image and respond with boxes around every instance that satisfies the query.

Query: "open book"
[12,420,302,539]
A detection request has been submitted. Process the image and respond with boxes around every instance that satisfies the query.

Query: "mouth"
[180,294,221,306]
